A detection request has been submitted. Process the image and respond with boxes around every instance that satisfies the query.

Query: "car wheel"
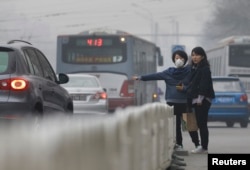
[65,103,74,115]
[65,107,73,115]
[31,109,43,130]
[226,121,234,127]
[240,120,248,128]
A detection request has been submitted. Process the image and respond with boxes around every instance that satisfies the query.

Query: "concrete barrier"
[0,103,174,170]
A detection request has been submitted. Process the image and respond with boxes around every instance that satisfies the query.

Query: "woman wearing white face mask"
[132,50,200,151]
[175,58,185,68]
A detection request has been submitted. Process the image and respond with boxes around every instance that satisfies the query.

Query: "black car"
[0,40,73,120]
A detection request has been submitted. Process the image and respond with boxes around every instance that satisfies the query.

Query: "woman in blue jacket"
[132,50,200,150]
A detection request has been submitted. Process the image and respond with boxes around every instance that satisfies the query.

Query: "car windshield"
[62,76,100,88]
[0,51,9,73]
[213,80,242,92]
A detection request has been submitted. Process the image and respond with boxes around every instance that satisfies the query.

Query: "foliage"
[200,0,250,49]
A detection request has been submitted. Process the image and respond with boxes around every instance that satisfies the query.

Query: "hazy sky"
[1,0,212,67]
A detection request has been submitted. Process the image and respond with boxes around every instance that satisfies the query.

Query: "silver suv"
[0,40,73,119]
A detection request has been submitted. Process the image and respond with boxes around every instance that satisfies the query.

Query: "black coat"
[187,65,215,102]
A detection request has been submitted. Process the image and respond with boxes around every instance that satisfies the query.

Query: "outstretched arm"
[133,71,168,81]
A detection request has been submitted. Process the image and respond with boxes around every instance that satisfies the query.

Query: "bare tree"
[200,0,250,49]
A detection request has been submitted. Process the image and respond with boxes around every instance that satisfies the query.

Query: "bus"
[56,29,163,112]
[206,36,250,103]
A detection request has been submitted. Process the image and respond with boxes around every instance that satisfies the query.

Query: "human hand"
[197,102,202,106]
[132,75,139,80]
[176,83,184,91]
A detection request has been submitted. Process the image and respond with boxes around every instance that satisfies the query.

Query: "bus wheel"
[226,121,234,127]
[240,120,248,128]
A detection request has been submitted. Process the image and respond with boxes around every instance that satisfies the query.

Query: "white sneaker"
[191,146,208,154]
[174,144,184,151]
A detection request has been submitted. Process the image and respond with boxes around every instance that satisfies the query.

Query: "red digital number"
[87,38,103,46]
[87,39,93,46]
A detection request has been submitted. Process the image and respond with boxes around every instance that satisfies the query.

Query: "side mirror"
[57,73,69,84]
[158,55,163,66]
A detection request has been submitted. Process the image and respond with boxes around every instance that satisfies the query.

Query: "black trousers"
[193,99,211,150]
[167,102,200,147]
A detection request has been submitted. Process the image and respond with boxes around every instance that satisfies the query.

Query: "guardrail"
[0,102,174,170]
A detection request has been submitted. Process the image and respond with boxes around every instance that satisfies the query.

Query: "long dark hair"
[191,46,210,68]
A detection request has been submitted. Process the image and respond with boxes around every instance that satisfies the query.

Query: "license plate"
[214,97,234,103]
[71,94,87,101]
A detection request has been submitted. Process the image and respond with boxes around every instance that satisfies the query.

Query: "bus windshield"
[60,36,126,64]
[229,45,250,67]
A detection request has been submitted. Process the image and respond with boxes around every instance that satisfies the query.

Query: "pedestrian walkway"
[170,131,208,170]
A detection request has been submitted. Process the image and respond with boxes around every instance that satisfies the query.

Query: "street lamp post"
[171,18,179,44]
[131,3,157,43]
[162,16,180,44]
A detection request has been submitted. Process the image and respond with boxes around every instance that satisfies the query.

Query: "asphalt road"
[181,122,250,170]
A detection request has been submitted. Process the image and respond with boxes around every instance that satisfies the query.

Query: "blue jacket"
[140,66,190,103]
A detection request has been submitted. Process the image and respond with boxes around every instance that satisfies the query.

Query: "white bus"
[206,36,250,103]
[56,29,163,112]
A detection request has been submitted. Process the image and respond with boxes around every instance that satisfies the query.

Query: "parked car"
[209,76,249,128]
[61,74,108,114]
[0,40,73,120]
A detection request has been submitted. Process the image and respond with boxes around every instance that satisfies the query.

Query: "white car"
[61,74,108,114]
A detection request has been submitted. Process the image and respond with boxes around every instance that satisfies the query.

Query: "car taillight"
[120,80,134,97]
[240,94,248,102]
[0,78,28,91]
[93,91,107,99]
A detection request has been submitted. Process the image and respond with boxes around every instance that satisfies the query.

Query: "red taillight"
[120,80,134,97]
[0,79,10,90]
[93,92,107,99]
[0,78,28,91]
[240,94,248,102]
[11,79,27,90]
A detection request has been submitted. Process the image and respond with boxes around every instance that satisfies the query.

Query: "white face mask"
[175,59,184,68]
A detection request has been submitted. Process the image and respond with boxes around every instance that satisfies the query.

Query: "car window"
[35,49,56,82]
[62,76,99,88]
[0,51,8,73]
[23,50,35,75]
[213,80,242,92]
[0,48,16,74]
[24,49,44,77]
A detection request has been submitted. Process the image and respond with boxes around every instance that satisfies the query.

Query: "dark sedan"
[0,40,73,120]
